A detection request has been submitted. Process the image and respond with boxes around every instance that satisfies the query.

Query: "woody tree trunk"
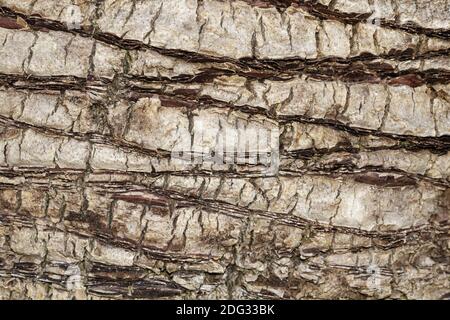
[0,0,449,299]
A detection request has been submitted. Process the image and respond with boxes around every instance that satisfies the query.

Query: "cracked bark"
[0,0,449,300]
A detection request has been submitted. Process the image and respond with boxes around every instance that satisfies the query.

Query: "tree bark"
[0,0,448,299]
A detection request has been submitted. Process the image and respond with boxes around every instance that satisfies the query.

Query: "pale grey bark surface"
[0,0,449,299]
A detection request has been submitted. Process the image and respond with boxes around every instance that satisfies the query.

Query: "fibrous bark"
[0,0,448,300]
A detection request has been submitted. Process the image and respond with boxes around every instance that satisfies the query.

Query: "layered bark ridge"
[0,0,449,300]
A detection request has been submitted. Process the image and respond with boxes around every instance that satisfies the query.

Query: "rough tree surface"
[0,0,449,300]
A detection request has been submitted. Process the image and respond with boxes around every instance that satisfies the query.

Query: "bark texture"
[0,0,449,300]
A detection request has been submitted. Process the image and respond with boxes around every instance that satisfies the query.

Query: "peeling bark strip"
[0,0,449,300]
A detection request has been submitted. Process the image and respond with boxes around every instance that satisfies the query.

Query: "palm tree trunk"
[0,0,448,299]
